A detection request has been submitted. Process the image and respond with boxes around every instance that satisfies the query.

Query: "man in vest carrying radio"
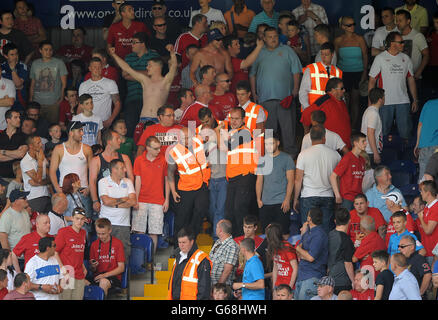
[168,227,212,300]
[220,107,258,237]
[167,126,210,246]
[299,42,342,112]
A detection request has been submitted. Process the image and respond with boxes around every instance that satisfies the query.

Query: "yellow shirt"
[396,4,429,32]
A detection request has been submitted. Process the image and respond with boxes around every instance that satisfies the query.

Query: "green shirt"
[117,137,136,162]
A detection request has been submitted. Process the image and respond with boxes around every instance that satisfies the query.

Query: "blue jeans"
[379,103,412,139]
[209,177,228,240]
[295,277,319,300]
[300,196,335,234]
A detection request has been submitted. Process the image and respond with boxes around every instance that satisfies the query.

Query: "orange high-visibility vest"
[167,249,212,300]
[169,136,210,191]
[303,62,343,106]
[226,126,258,179]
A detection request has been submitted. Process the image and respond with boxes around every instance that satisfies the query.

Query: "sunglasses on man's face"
[152,6,163,10]
[343,23,356,27]
[154,23,167,27]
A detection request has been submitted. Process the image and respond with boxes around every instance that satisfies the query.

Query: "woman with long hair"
[61,173,85,225]
[0,249,17,291]
[266,223,298,298]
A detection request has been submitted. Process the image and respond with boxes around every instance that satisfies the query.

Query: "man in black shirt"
[146,0,184,39]
[0,109,27,178]
[149,17,177,57]
[399,235,432,299]
[328,207,355,294]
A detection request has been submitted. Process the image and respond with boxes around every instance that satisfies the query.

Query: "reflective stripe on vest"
[172,145,202,176]
[307,63,342,97]
[182,250,203,284]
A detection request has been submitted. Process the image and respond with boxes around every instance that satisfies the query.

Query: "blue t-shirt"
[248,11,280,33]
[1,61,28,111]
[365,185,407,222]
[242,255,265,300]
[418,99,438,148]
[249,44,302,103]
[297,225,328,282]
[387,229,424,256]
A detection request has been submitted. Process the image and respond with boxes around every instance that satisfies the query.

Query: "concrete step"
[144,283,168,297]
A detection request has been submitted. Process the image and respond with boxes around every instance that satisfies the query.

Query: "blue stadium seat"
[83,285,105,300]
[383,134,404,151]
[381,148,399,166]
[164,210,175,239]
[391,171,412,188]
[129,233,154,283]
[399,184,420,205]
[389,160,418,187]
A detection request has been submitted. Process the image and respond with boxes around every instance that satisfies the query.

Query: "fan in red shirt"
[174,14,208,68]
[331,133,367,209]
[84,49,119,83]
[300,78,352,149]
[209,73,237,120]
[59,88,79,131]
[136,105,182,158]
[417,181,438,257]
[88,218,125,296]
[12,214,53,270]
[350,270,375,300]
[223,35,264,94]
[180,84,213,128]
[55,208,87,297]
[347,194,387,245]
[352,215,386,270]
[107,4,151,59]
[57,27,93,67]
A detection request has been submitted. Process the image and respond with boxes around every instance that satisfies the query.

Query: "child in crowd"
[278,14,292,45]
[45,124,63,152]
[113,119,135,161]
[211,282,230,300]
[72,93,103,146]
[59,87,79,132]
[372,250,394,300]
[287,21,311,66]
[273,284,293,300]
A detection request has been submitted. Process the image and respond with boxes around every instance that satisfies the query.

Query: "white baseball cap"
[381,191,403,204]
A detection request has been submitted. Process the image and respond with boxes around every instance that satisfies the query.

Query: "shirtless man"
[190,28,233,87]
[108,44,177,121]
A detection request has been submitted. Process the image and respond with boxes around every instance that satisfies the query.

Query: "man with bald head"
[210,73,237,121]
[11,213,52,272]
[167,125,210,246]
[179,84,213,128]
[48,193,68,236]
[352,215,386,270]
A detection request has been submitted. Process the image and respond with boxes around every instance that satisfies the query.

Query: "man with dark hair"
[174,13,208,68]
[174,88,195,122]
[294,125,341,233]
[102,0,126,41]
[299,42,342,111]
[106,3,150,59]
[294,208,328,300]
[181,44,199,89]
[0,10,33,65]
[0,110,27,178]
[0,63,16,131]
[193,64,216,91]
[3,273,35,300]
[301,77,351,149]
[330,132,367,211]
[328,207,355,294]
[168,227,212,300]
[314,24,337,64]
[372,7,398,57]
[25,102,50,140]
[123,32,160,137]
[57,27,93,68]
[0,44,24,113]
[361,87,385,167]
[25,237,63,300]
[99,159,136,258]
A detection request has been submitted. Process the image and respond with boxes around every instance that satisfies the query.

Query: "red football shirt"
[209,93,237,121]
[90,236,125,281]
[174,32,208,68]
[333,152,365,201]
[353,231,386,268]
[107,21,150,59]
[13,231,54,266]
[301,93,352,149]
[55,226,86,280]
[351,289,375,300]
[59,100,74,124]
[417,200,438,256]
[0,288,8,300]
[230,57,248,93]
[348,207,387,244]
[57,45,93,63]
[133,152,168,204]
[233,235,263,276]
[274,242,298,288]
[136,123,182,155]
[385,209,416,247]
[179,102,208,128]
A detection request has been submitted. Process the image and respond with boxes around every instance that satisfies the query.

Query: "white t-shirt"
[24,255,63,300]
[20,153,50,200]
[72,113,103,146]
[0,77,16,130]
[401,28,428,73]
[371,25,399,49]
[296,144,341,198]
[48,211,66,236]
[189,7,225,27]
[301,128,345,152]
[369,50,414,105]
[98,176,135,227]
[361,105,383,154]
[78,77,118,122]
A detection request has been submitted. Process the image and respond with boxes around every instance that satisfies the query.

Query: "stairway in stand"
[132,232,213,300]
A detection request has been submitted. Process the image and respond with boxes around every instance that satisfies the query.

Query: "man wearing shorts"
[132,136,169,253]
